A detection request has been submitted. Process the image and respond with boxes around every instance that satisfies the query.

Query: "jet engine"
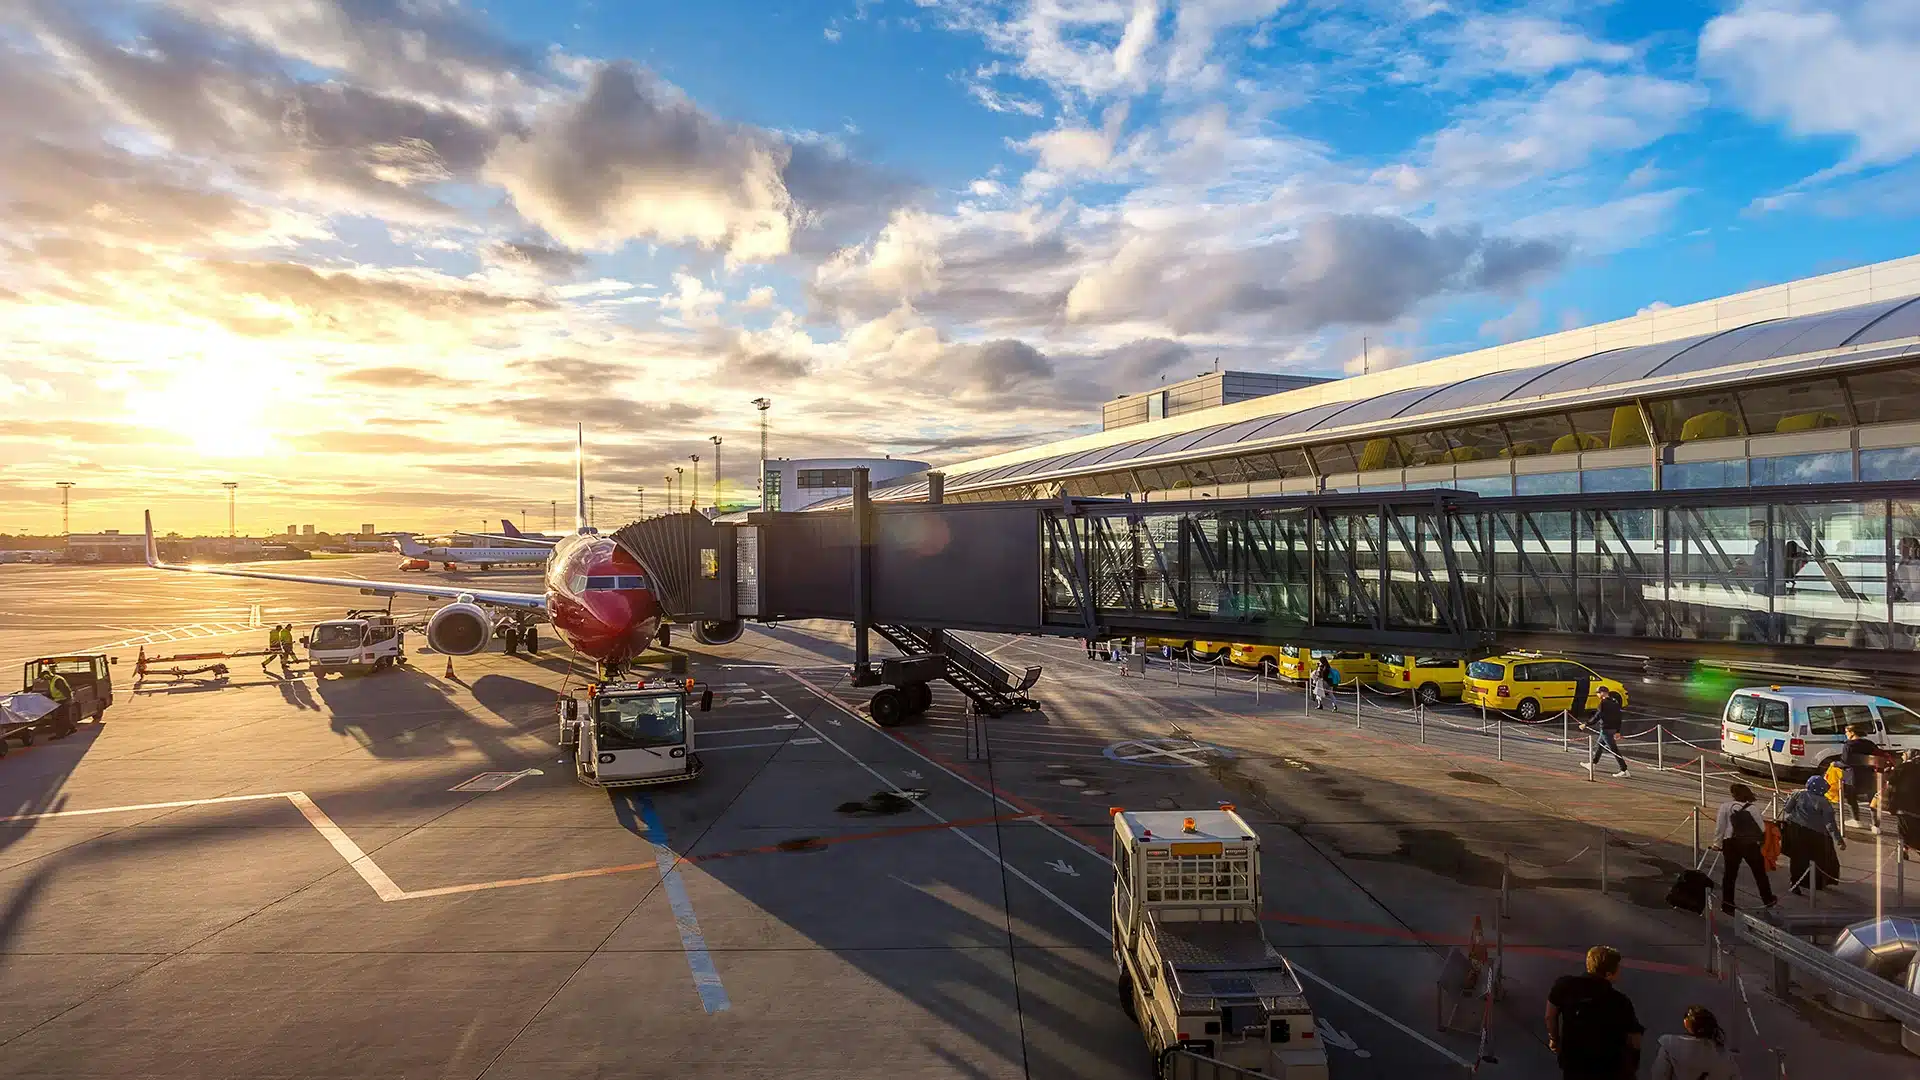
[692,619,744,646]
[427,601,493,655]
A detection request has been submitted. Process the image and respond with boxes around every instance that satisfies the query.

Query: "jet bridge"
[613,477,1920,710]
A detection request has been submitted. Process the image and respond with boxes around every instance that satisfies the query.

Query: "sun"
[131,354,278,458]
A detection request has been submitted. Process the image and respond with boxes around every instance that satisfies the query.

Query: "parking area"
[0,563,1915,1077]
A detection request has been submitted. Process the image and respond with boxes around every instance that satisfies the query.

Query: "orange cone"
[1467,915,1489,971]
[443,656,455,679]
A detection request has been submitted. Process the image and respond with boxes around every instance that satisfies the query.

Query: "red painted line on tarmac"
[1260,910,1712,978]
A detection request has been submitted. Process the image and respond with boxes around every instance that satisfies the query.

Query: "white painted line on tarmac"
[786,671,1104,862]
[700,740,795,751]
[285,792,407,902]
[0,791,298,822]
[1291,962,1473,1069]
[701,724,800,735]
[795,714,1110,942]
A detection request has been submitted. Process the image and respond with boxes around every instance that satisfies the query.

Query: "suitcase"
[1667,868,1713,914]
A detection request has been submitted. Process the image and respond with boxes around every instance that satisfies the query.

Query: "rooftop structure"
[1102,370,1331,430]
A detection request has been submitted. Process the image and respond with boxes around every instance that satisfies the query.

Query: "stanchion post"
[1562,709,1568,754]
[1700,753,1707,806]
[1419,701,1426,745]
[1501,853,1511,921]
[1599,829,1609,894]
[1212,662,1218,696]
[1587,732,1596,781]
[1704,905,1716,975]
[1726,946,1740,1056]
[1497,714,1504,761]
[1691,806,1700,867]
[1657,724,1664,773]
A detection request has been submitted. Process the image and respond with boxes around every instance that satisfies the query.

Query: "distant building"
[302,524,315,536]
[286,525,297,535]
[761,457,930,512]
[66,531,144,563]
[359,523,375,535]
[1102,370,1332,430]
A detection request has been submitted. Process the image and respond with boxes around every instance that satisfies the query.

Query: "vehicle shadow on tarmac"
[307,666,550,763]
[0,723,101,851]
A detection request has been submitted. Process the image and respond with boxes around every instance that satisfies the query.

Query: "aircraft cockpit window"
[616,575,647,590]
[585,575,617,590]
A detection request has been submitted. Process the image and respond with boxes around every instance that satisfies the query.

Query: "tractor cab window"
[310,624,362,649]
[596,695,686,749]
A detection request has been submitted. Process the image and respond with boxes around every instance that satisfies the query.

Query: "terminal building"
[831,257,1920,507]
[761,456,929,512]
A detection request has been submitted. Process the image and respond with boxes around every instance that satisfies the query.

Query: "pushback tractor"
[1111,807,1329,1079]
[558,676,712,789]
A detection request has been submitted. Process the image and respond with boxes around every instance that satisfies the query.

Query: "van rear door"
[1724,692,1791,764]
[1875,701,1920,753]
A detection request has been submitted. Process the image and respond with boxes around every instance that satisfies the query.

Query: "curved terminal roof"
[814,293,1920,509]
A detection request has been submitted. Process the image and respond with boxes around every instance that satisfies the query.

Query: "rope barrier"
[1506,845,1596,870]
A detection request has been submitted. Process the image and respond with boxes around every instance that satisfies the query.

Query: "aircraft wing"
[143,512,547,610]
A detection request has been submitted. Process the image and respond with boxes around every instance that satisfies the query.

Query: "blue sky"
[2,0,1918,532]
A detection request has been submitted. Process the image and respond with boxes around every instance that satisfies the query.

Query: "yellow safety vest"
[46,673,69,701]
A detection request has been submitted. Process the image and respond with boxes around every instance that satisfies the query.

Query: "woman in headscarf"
[1781,775,1846,894]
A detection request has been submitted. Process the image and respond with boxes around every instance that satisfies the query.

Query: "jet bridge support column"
[924,471,945,658]
[851,467,875,686]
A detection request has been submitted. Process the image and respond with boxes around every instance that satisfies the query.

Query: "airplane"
[392,534,550,572]
[142,426,744,669]
[448,518,563,551]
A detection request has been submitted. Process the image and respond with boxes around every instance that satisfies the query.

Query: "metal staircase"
[872,624,1040,717]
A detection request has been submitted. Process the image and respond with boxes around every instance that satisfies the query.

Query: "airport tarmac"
[0,558,1915,1078]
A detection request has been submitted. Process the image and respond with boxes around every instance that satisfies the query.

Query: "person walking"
[1841,724,1882,832]
[1712,782,1776,915]
[1546,945,1643,1080]
[1895,537,1920,602]
[1888,749,1920,857]
[1308,657,1333,710]
[1649,1005,1740,1080]
[1782,775,1846,895]
[1582,687,1630,778]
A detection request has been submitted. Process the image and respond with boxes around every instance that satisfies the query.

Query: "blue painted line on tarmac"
[638,795,731,1014]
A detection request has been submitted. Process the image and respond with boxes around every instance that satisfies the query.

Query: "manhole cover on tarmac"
[1103,737,1234,769]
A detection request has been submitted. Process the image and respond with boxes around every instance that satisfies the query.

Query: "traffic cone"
[1467,915,1489,970]
[443,656,455,679]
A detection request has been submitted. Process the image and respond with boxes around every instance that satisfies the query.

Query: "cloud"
[1423,71,1706,191]
[485,240,588,277]
[333,366,470,389]
[1700,1,1920,171]
[486,62,902,262]
[944,338,1053,393]
[739,285,778,310]
[1018,103,1131,174]
[1445,15,1635,79]
[476,394,706,429]
[1064,213,1567,335]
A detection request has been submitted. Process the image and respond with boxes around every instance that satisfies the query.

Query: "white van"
[1720,686,1920,777]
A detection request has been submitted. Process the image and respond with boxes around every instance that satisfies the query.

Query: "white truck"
[303,610,405,676]
[1112,807,1329,1079]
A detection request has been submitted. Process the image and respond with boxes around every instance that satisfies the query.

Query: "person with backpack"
[1546,944,1643,1080]
[1308,657,1333,710]
[1712,782,1776,915]
[1650,1005,1740,1080]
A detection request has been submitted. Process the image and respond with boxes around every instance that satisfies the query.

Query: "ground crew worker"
[45,667,72,731]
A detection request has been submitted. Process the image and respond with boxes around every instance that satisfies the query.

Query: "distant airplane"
[142,426,738,668]
[450,518,561,549]
[392,535,549,572]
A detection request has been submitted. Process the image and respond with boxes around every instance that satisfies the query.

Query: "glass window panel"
[1580,507,1661,636]
[1751,452,1851,487]
[1566,405,1648,450]
[1309,442,1360,474]
[1583,466,1654,493]
[1657,389,1746,442]
[1666,460,1748,489]
[1454,475,1513,497]
[1487,511,1579,631]
[1515,471,1579,495]
[1501,413,1577,458]
[1848,365,1920,426]
[1774,501,1887,647]
[1665,505,1774,643]
[1739,378,1850,434]
[1863,447,1920,482]
[1892,502,1920,647]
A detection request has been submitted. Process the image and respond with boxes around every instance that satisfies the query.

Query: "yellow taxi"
[1187,640,1235,662]
[1461,654,1628,721]
[1373,654,1467,706]
[1228,643,1287,672]
[1271,646,1375,685]
[1143,636,1232,661]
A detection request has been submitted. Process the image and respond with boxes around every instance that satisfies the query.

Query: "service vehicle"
[1462,653,1627,721]
[23,654,113,727]
[1111,806,1329,1079]
[1374,653,1467,705]
[558,675,713,788]
[302,610,405,676]
[1720,686,1920,778]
